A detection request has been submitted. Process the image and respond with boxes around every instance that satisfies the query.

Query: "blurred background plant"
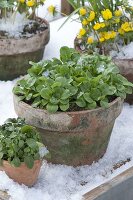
[0,0,56,21]
[67,0,133,54]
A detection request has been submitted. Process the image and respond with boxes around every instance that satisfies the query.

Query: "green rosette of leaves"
[13,46,133,113]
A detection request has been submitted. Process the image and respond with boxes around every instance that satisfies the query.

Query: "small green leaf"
[46,103,58,113]
[60,103,69,111]
[11,157,21,167]
[24,156,34,169]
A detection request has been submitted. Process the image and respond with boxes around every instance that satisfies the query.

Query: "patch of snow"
[110,42,133,59]
[0,13,30,38]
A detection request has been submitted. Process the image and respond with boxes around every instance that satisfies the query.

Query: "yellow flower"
[114,10,122,17]
[101,9,112,20]
[19,0,25,3]
[79,8,87,16]
[87,37,94,44]
[82,19,88,26]
[110,31,117,39]
[93,23,101,30]
[114,18,120,23]
[47,5,56,15]
[118,28,125,35]
[88,11,95,22]
[26,0,35,7]
[121,22,132,32]
[100,22,105,28]
[78,28,86,37]
[99,37,105,42]
[104,32,111,40]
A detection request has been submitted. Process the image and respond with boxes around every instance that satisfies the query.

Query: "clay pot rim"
[74,37,133,61]
[14,94,122,115]
[1,159,42,167]
[0,17,49,41]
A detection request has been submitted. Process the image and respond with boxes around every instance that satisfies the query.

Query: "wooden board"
[83,166,133,200]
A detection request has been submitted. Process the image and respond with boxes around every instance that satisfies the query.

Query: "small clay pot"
[0,18,50,81]
[13,94,123,166]
[0,160,42,187]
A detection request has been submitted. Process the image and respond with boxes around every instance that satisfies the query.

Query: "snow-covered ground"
[0,1,133,200]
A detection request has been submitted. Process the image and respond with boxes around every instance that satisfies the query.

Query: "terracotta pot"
[0,18,50,81]
[113,59,133,104]
[74,38,133,104]
[13,95,123,166]
[0,160,42,186]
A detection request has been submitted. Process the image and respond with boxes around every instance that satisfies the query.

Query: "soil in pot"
[0,17,50,81]
[0,160,42,187]
[13,95,123,166]
[74,38,133,104]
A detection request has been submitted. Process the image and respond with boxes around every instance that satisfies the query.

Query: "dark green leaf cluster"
[0,118,43,169]
[13,46,133,113]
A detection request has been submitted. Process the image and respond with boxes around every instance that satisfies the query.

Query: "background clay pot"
[14,95,123,166]
[0,160,42,186]
[0,18,50,81]
[113,59,133,104]
[74,38,133,104]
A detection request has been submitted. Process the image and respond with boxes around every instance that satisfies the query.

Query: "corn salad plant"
[67,0,133,54]
[13,46,133,113]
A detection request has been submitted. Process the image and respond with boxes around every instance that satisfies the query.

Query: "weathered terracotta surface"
[14,95,123,166]
[0,18,50,81]
[0,160,42,187]
[113,59,133,104]
[74,38,133,104]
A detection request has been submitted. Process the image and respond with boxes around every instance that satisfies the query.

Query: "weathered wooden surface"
[61,0,74,15]
[83,166,133,200]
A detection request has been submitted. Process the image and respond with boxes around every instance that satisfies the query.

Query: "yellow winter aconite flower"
[121,22,132,32]
[104,32,111,40]
[88,11,95,22]
[79,8,87,16]
[82,19,88,26]
[26,0,35,7]
[101,9,112,20]
[78,28,86,37]
[114,18,120,23]
[19,0,25,3]
[114,10,122,17]
[99,37,105,42]
[87,37,94,44]
[47,5,56,15]
[100,22,105,28]
[118,28,124,35]
[93,23,101,30]
[110,31,117,38]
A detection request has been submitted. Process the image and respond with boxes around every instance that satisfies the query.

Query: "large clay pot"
[74,38,133,104]
[0,18,50,81]
[0,160,42,186]
[14,95,123,166]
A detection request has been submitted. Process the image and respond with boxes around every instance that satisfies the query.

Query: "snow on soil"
[0,0,61,38]
[110,42,133,59]
[0,13,31,38]
[0,5,133,200]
